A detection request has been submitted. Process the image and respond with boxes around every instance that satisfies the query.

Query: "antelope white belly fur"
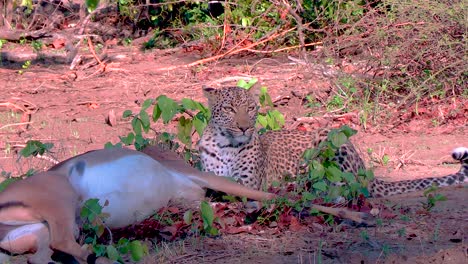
[67,153,203,228]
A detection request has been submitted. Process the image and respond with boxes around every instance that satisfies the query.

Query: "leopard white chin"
[233,135,251,144]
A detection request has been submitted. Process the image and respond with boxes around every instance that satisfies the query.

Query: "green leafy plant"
[0,177,19,192]
[80,199,148,262]
[305,95,321,110]
[31,40,42,52]
[421,185,447,211]
[327,95,344,110]
[20,140,54,158]
[237,78,258,90]
[200,201,219,236]
[237,79,285,132]
[381,154,390,166]
[0,39,7,49]
[112,78,283,158]
[18,60,31,75]
[119,99,153,150]
[86,0,100,12]
[117,96,210,154]
[298,126,374,202]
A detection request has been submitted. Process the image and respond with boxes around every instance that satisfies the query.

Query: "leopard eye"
[223,106,235,113]
[248,106,256,111]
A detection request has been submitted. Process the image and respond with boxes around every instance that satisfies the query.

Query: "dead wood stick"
[86,36,106,69]
[0,28,51,41]
[0,102,28,113]
[276,0,306,55]
[217,10,229,54]
[0,122,34,130]
[155,26,298,71]
[310,204,372,224]
[246,41,323,54]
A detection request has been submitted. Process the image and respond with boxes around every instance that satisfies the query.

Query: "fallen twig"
[0,28,51,41]
[0,122,34,130]
[246,41,323,54]
[0,100,38,131]
[155,26,298,71]
[87,36,106,69]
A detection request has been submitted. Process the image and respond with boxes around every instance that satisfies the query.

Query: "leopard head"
[203,86,259,146]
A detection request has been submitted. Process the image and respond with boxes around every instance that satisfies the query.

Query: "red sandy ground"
[0,43,466,263]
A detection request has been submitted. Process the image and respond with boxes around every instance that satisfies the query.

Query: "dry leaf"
[106,109,117,126]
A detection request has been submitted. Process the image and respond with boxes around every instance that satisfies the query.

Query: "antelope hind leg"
[26,224,54,264]
[43,205,116,264]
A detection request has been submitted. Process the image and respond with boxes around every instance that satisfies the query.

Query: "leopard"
[197,86,468,198]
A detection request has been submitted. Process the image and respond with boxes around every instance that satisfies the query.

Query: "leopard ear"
[202,85,218,107]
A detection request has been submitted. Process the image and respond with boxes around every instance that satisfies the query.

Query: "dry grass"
[320,0,466,108]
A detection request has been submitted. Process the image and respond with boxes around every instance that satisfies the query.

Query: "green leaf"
[259,86,273,107]
[106,245,120,261]
[181,98,198,110]
[327,185,342,199]
[177,116,193,145]
[433,193,447,202]
[129,240,146,261]
[301,192,315,201]
[271,181,281,187]
[21,0,33,9]
[122,110,133,118]
[340,125,357,137]
[104,142,113,149]
[131,118,142,135]
[309,160,325,179]
[141,99,153,111]
[423,185,438,196]
[361,169,374,180]
[237,79,248,89]
[139,111,150,132]
[270,110,285,129]
[256,115,268,128]
[322,147,336,159]
[325,166,343,182]
[81,198,103,222]
[119,132,135,145]
[237,78,258,90]
[183,210,193,225]
[104,142,122,149]
[247,78,258,89]
[312,181,328,192]
[302,149,313,161]
[20,143,38,157]
[0,178,20,192]
[193,116,207,136]
[349,182,362,193]
[134,134,149,151]
[360,187,370,197]
[330,132,348,148]
[85,0,100,12]
[221,195,237,202]
[157,95,180,123]
[342,172,356,183]
[152,104,162,122]
[200,201,215,229]
[241,17,248,27]
[208,226,219,236]
[93,244,106,257]
[117,238,130,254]
[20,140,53,157]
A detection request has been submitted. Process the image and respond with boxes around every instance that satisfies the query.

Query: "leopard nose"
[238,124,249,132]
